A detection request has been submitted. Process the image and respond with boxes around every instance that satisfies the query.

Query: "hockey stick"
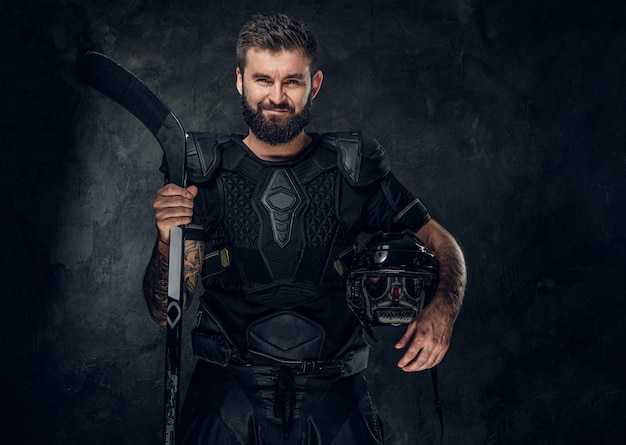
[77,51,186,445]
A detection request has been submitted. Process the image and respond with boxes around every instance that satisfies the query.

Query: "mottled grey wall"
[1,0,625,444]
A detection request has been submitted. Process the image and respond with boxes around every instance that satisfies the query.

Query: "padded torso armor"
[184,132,426,358]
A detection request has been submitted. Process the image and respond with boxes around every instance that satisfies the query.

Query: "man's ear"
[311,70,323,99]
[236,67,243,96]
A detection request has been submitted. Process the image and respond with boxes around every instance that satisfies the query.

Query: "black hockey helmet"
[336,231,439,329]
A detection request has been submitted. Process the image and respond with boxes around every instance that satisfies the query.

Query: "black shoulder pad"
[186,132,231,183]
[321,131,390,187]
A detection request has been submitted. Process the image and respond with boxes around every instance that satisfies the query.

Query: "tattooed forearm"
[142,239,204,325]
[415,220,467,319]
[433,239,466,317]
[142,240,170,324]
[183,240,203,310]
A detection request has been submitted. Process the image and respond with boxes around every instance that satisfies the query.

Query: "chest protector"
[185,131,389,309]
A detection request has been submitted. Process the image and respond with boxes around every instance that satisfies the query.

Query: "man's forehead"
[243,47,311,74]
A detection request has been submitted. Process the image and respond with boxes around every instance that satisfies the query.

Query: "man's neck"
[242,131,311,161]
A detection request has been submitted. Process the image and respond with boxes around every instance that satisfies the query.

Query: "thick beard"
[241,90,312,146]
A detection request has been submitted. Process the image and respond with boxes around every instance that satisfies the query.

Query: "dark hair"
[236,13,319,73]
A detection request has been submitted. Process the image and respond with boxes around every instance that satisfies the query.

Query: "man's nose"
[268,84,286,103]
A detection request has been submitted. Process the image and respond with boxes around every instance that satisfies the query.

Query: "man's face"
[237,47,323,145]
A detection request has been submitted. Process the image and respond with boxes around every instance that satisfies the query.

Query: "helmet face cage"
[345,232,439,328]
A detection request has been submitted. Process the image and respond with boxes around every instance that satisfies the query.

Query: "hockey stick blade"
[77,51,186,445]
[77,51,186,187]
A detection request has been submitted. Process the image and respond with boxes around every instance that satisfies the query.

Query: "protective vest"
[185,131,390,308]
[170,131,426,365]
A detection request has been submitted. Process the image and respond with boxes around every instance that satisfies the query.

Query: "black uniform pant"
[180,360,385,445]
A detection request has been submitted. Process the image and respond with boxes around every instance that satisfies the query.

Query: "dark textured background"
[1,0,625,444]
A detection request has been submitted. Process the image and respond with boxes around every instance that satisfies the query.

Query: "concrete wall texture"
[1,0,624,444]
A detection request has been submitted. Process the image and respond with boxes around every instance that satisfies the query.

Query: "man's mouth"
[262,104,293,113]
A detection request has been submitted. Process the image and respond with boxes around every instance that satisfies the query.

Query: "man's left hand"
[394,297,456,372]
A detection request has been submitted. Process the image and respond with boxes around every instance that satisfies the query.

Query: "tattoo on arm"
[434,240,467,317]
[142,242,169,324]
[183,241,203,310]
[142,239,204,325]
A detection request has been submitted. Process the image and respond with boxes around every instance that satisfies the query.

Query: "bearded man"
[143,12,466,445]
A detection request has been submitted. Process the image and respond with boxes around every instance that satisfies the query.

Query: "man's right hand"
[152,183,199,244]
